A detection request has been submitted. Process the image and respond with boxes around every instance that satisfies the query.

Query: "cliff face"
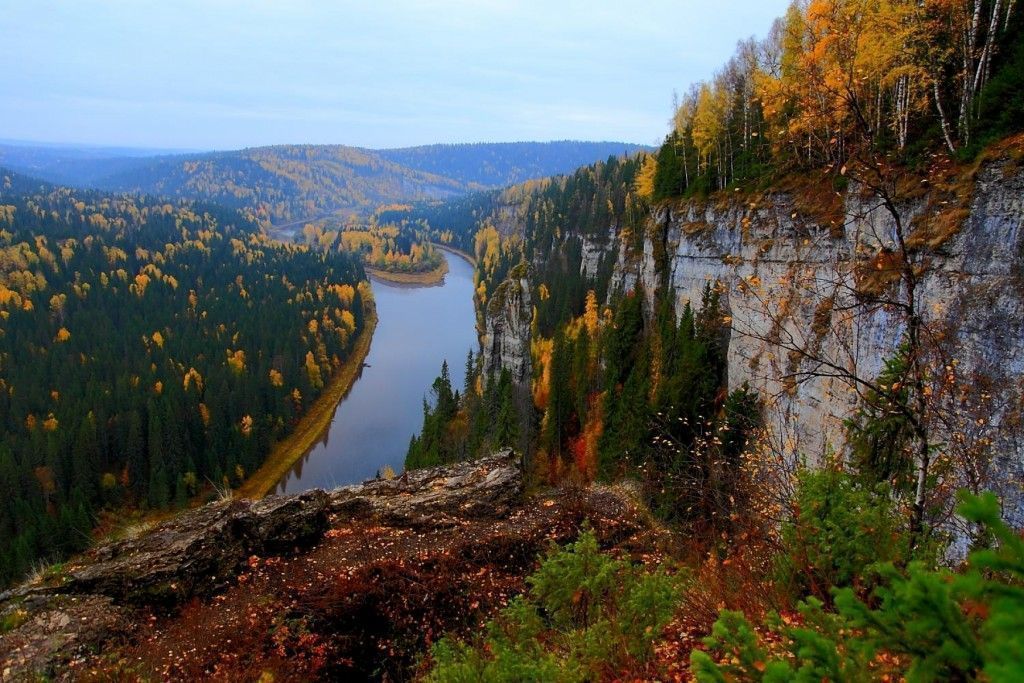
[481,264,533,385]
[608,157,1024,522]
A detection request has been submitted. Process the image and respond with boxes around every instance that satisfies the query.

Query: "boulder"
[62,489,329,604]
[330,448,523,526]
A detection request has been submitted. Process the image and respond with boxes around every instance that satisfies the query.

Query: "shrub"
[775,466,911,602]
[692,491,1024,682]
[425,528,681,682]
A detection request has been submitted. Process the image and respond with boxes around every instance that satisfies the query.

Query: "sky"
[1,1,790,151]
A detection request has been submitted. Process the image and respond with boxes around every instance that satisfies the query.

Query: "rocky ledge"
[0,450,539,680]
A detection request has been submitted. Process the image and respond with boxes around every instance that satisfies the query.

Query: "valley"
[276,251,478,494]
[1,0,1023,680]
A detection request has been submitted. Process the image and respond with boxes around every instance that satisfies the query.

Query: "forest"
[0,171,368,584]
[296,211,445,277]
[89,145,466,228]
[640,0,1023,200]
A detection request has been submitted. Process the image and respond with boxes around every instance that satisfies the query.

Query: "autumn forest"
[1,0,1023,680]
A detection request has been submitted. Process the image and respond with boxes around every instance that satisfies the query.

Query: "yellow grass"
[236,299,379,499]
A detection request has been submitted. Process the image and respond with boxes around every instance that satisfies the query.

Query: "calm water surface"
[276,252,476,493]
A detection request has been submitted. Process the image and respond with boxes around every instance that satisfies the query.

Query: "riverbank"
[366,257,449,285]
[433,242,476,267]
[236,297,379,499]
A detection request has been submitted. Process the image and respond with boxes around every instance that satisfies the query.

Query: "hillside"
[0,141,651,228]
[0,452,669,680]
[88,145,468,227]
[375,140,650,188]
[0,169,369,583]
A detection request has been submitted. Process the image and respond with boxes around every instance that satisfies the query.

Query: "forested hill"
[88,145,468,227]
[0,168,368,584]
[374,141,651,188]
[0,141,650,228]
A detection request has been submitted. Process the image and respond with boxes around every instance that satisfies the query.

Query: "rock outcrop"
[581,154,1024,522]
[331,448,522,525]
[481,263,533,385]
[656,160,1024,512]
[63,490,331,604]
[0,452,525,680]
[483,149,1023,523]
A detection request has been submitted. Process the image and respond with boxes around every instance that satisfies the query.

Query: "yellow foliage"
[532,337,554,410]
[183,367,203,391]
[54,327,71,343]
[132,273,150,297]
[635,154,658,200]
[305,350,324,390]
[0,285,21,307]
[269,368,284,387]
[329,283,355,306]
[227,349,246,374]
[582,291,600,335]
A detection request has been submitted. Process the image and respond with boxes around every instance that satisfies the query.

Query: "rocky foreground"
[0,451,663,680]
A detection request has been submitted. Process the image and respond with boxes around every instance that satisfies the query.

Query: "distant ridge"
[0,140,652,226]
[373,140,651,188]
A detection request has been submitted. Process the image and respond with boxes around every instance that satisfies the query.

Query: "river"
[275,251,478,494]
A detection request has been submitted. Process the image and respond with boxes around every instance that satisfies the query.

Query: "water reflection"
[276,252,477,493]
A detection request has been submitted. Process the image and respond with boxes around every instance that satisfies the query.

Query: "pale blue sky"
[1,1,788,150]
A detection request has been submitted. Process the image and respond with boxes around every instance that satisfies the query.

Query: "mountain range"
[0,140,650,226]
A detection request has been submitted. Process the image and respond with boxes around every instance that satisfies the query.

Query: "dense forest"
[0,170,368,584]
[384,153,647,324]
[296,211,445,276]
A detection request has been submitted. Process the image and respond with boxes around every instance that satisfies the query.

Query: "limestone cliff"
[481,263,533,385]
[649,159,1024,518]
[525,152,1024,521]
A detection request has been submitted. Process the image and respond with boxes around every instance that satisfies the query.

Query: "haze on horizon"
[2,1,788,151]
